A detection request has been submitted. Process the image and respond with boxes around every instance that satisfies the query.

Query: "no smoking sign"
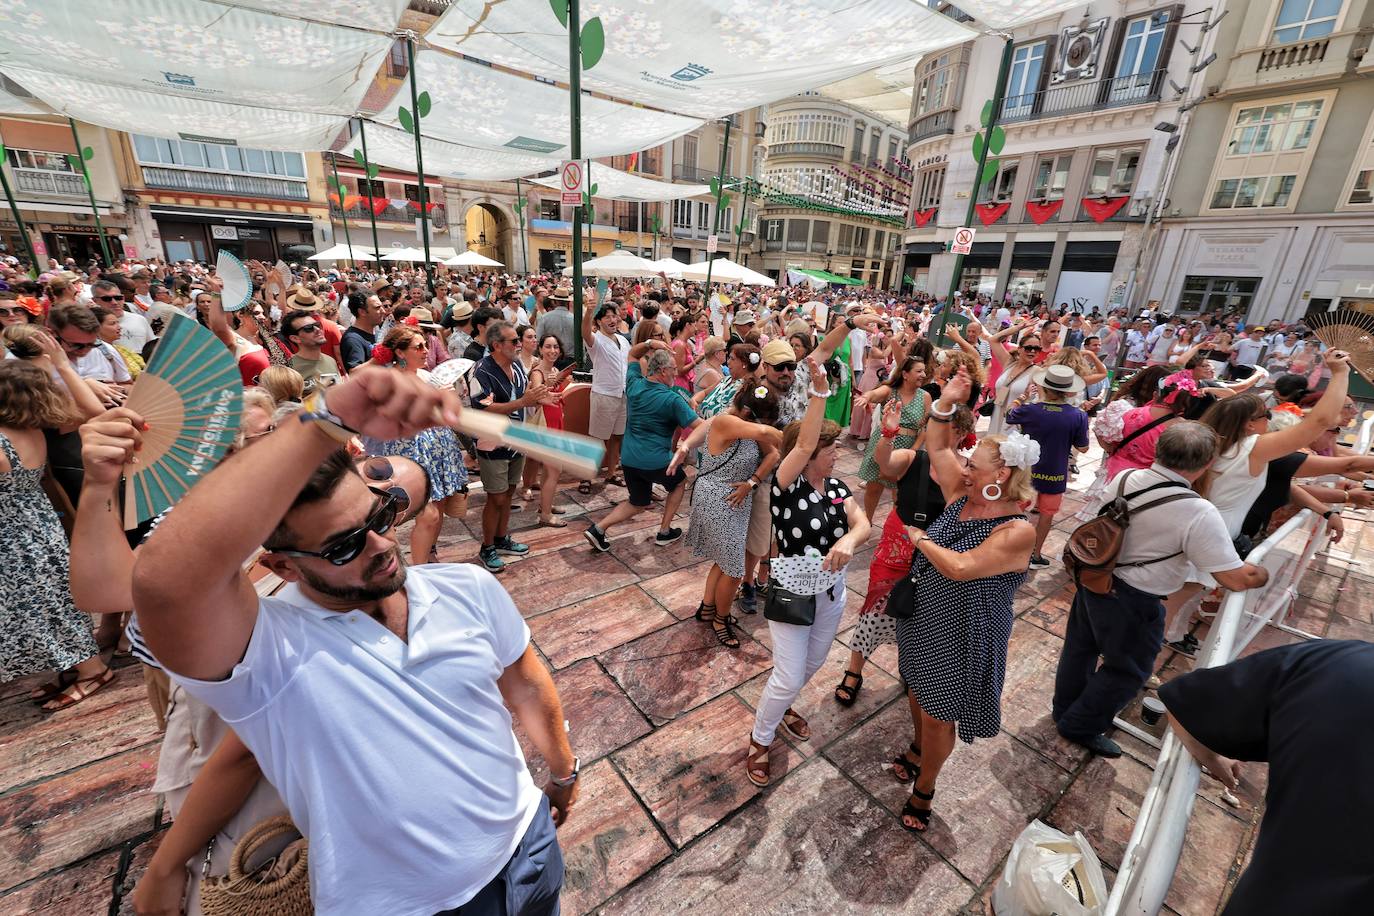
[952,226,975,255]
[560,160,585,205]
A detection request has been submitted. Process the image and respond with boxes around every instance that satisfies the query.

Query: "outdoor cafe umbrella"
[679,257,776,287]
[444,250,504,268]
[307,243,376,262]
[561,249,660,279]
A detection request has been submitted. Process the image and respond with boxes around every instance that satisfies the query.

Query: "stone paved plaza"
[2,441,1369,915]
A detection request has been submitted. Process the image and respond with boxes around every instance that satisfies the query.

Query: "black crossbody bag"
[884,452,934,621]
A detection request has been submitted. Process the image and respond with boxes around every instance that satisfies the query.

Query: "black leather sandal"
[900,787,935,833]
[695,602,716,622]
[711,613,740,649]
[834,670,863,706]
[891,741,922,782]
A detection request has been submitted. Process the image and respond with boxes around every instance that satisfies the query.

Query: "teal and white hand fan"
[122,314,243,528]
[216,249,252,313]
[448,409,604,480]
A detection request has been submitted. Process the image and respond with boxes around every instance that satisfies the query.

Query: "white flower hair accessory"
[754,385,769,398]
[747,352,760,365]
[998,429,1041,469]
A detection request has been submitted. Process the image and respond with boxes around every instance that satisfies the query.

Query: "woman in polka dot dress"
[746,360,871,788]
[888,368,1036,833]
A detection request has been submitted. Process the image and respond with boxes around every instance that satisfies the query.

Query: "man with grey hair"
[584,339,702,552]
[1052,421,1269,758]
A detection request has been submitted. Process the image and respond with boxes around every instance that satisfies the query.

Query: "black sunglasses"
[293,322,322,334]
[274,491,401,565]
[59,335,97,353]
[1253,410,1272,422]
[771,361,798,372]
[94,294,125,303]
[1020,345,1042,353]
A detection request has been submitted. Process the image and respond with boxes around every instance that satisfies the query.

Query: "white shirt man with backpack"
[1052,421,1269,758]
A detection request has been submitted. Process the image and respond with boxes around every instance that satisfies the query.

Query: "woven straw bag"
[199,816,312,916]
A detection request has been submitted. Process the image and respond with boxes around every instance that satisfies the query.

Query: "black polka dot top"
[770,475,852,558]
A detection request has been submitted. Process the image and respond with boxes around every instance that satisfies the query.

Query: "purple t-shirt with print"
[1006,402,1089,494]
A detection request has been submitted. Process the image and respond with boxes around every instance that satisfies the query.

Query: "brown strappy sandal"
[746,738,771,787]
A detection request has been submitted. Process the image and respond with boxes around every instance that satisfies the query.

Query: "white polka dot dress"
[896,497,1027,744]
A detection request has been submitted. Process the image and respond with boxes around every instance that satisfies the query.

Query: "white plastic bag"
[993,819,1108,916]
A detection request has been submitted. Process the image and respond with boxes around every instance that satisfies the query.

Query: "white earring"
[982,483,1003,501]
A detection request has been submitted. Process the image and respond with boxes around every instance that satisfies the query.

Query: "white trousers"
[752,580,847,746]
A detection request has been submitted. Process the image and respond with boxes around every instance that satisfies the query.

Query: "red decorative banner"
[975,202,1010,226]
[912,207,937,227]
[1024,199,1064,225]
[1082,195,1129,223]
[369,197,391,216]
[425,202,442,214]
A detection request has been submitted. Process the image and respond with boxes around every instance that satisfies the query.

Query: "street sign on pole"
[707,234,719,254]
[951,226,975,255]
[561,160,585,205]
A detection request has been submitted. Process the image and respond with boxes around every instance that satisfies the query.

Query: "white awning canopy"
[340,123,560,182]
[309,244,376,262]
[446,250,504,267]
[529,163,709,203]
[561,250,661,278]
[381,247,440,262]
[678,257,775,287]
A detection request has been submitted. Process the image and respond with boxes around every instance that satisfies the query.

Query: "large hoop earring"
[982,483,1003,502]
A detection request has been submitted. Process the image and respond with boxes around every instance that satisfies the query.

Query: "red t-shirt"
[319,317,344,371]
[237,348,271,387]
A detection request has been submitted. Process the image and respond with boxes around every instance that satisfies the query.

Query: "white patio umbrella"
[380,247,439,262]
[307,243,376,262]
[561,249,660,279]
[444,250,505,268]
[648,257,688,278]
[678,257,776,287]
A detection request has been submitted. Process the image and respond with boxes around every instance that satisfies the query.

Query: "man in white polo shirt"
[582,294,630,489]
[132,369,577,916]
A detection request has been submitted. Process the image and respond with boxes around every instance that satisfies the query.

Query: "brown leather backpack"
[1063,470,1198,594]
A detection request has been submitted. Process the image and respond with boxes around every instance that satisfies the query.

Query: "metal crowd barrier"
[1103,413,1374,915]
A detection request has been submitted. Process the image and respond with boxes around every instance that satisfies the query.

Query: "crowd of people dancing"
[1,249,1370,914]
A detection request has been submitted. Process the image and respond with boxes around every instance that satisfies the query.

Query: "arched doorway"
[464,203,506,266]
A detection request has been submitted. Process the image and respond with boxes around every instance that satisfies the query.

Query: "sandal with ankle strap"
[891,741,922,782]
[833,670,863,707]
[695,601,716,622]
[900,787,935,833]
[781,708,810,742]
[746,738,771,787]
[711,613,740,649]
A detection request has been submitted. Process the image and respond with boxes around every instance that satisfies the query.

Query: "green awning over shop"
[794,267,864,286]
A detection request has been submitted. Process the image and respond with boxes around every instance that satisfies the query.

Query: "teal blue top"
[622,363,699,470]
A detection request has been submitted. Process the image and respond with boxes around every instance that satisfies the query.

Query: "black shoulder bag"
[884,452,934,621]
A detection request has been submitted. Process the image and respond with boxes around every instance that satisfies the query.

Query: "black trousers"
[1052,577,1165,740]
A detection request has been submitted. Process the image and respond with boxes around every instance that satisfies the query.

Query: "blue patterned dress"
[0,432,99,679]
[896,497,1027,743]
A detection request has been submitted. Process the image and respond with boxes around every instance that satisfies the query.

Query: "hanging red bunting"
[975,202,1010,226]
[1024,199,1063,225]
[912,207,937,228]
[1082,195,1129,223]
[370,197,391,216]
[425,202,442,214]
[327,192,341,207]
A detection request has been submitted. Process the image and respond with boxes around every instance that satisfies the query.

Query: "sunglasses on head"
[273,490,401,566]
[94,294,125,303]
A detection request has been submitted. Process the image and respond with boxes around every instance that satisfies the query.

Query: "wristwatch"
[549,756,580,787]
[299,390,357,444]
[844,316,857,330]
[1322,510,1336,520]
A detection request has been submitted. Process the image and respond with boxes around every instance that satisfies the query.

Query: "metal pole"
[569,0,586,366]
[735,177,750,261]
[357,119,383,258]
[0,165,41,276]
[67,119,113,267]
[405,35,434,293]
[703,117,732,292]
[515,176,529,275]
[329,154,357,270]
[935,36,1013,345]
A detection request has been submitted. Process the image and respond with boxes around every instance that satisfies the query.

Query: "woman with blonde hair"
[887,367,1036,832]
[0,340,110,711]
[363,325,470,564]
[256,364,305,405]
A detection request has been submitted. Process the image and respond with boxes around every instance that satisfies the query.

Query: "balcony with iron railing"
[909,109,955,145]
[331,203,447,229]
[142,166,309,200]
[999,69,1166,125]
[673,164,741,184]
[10,167,86,197]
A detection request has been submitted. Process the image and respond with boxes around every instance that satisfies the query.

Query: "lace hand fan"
[217,249,252,313]
[122,314,243,528]
[1305,309,1374,381]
